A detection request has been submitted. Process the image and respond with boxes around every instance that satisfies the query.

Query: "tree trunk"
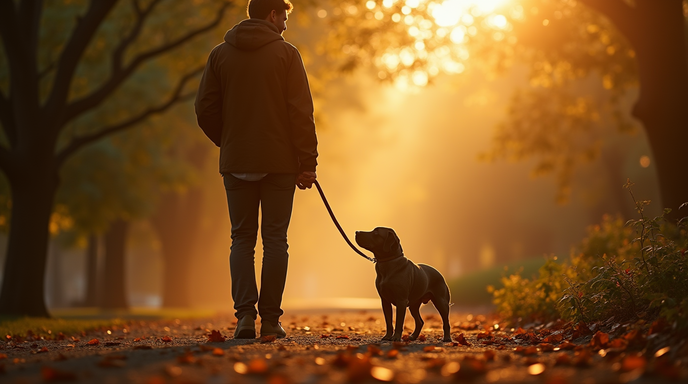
[99,219,129,310]
[0,172,58,317]
[151,188,204,308]
[629,1,688,222]
[83,234,99,307]
[150,144,207,308]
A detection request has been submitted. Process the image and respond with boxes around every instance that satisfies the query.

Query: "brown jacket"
[195,19,318,173]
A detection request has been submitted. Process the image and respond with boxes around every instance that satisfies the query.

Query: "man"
[195,0,318,339]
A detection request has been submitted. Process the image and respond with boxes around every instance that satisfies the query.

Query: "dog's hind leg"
[408,301,424,341]
[431,297,452,342]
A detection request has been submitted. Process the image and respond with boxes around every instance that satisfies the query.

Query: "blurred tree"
[0,0,233,316]
[323,0,687,217]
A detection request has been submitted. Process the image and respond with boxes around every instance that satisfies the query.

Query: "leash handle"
[313,180,376,263]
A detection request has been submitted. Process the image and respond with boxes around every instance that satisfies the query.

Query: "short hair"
[247,0,293,19]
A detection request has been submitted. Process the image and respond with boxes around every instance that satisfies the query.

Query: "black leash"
[313,180,376,263]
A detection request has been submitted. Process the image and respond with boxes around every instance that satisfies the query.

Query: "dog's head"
[355,227,404,261]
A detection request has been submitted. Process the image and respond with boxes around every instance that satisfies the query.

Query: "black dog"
[355,227,452,342]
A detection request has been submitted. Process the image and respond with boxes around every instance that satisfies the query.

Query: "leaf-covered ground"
[1,309,685,383]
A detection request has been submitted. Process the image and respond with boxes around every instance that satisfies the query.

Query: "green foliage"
[449,257,546,306]
[489,257,569,322]
[492,183,688,327]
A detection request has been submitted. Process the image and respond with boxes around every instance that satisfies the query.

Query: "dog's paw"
[442,337,452,342]
[408,334,419,341]
[391,335,402,342]
[381,334,394,341]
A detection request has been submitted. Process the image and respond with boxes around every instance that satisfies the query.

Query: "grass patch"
[0,307,217,338]
[448,257,550,306]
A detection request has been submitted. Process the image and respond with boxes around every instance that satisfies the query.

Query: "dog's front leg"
[381,299,394,341]
[392,299,408,341]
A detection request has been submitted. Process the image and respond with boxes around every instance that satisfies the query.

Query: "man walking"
[195,0,318,339]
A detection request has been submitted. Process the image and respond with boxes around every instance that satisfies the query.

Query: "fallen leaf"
[543,334,563,343]
[260,335,277,343]
[590,331,609,349]
[38,347,49,353]
[454,333,470,346]
[87,338,100,346]
[207,330,226,343]
[161,336,172,343]
[335,335,349,340]
[418,334,427,342]
[212,348,225,356]
[320,334,331,339]
[386,349,399,358]
[42,366,77,381]
[558,341,576,350]
[133,338,142,342]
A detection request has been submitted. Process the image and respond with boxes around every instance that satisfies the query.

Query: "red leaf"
[161,336,172,343]
[590,331,609,349]
[260,335,277,343]
[336,335,350,340]
[543,334,563,343]
[87,338,100,346]
[418,334,427,342]
[207,330,226,343]
[212,348,225,356]
[320,334,331,338]
[454,333,470,346]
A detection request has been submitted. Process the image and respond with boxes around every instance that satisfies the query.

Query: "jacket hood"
[224,19,283,51]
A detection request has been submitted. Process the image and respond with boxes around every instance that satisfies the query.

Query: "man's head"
[247,0,293,33]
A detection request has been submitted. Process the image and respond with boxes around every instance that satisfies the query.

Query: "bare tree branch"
[59,2,231,129]
[577,0,641,47]
[56,67,204,166]
[0,90,15,149]
[44,0,119,117]
[112,0,164,72]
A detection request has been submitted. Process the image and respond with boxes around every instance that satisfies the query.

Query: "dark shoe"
[260,321,286,338]
[234,316,256,339]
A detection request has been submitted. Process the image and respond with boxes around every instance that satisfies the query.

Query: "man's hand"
[296,171,316,190]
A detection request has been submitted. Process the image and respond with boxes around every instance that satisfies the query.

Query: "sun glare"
[354,0,513,89]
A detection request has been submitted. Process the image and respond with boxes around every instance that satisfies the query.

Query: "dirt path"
[0,310,683,383]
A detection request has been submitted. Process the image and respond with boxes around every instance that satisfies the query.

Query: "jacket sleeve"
[195,49,223,147]
[286,48,318,172]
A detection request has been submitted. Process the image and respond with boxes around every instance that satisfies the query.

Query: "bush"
[491,182,688,328]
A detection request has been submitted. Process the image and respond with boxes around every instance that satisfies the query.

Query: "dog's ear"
[382,229,400,253]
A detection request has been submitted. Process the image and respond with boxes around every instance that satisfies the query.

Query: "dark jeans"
[223,173,296,324]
